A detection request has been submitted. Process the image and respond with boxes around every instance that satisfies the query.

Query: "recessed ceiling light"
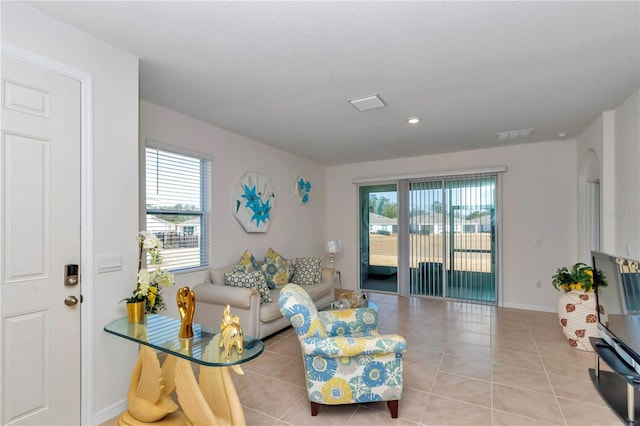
[407,117,420,124]
[557,132,568,138]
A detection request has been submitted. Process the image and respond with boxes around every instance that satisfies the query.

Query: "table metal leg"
[628,382,635,422]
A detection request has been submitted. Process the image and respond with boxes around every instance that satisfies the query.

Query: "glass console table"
[105,315,264,426]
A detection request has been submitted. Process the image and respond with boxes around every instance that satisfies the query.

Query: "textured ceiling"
[26,1,640,166]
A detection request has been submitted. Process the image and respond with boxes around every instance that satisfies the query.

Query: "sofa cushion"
[259,291,284,322]
[261,247,294,289]
[224,270,272,304]
[291,256,323,285]
[209,264,235,285]
[233,249,261,273]
[302,281,333,301]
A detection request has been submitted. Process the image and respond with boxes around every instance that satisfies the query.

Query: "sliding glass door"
[359,174,498,304]
[359,184,398,293]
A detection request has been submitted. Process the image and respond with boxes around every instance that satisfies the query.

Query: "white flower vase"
[557,290,606,351]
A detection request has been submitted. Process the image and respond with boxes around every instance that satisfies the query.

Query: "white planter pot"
[557,290,606,351]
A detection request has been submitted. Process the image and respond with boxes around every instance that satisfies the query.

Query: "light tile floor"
[104,292,624,425]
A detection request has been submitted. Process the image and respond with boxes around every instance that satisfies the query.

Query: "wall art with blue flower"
[295,176,312,205]
[232,172,276,233]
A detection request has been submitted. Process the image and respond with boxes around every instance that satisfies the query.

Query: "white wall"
[326,140,578,312]
[139,100,327,317]
[577,89,640,261]
[577,114,607,261]
[614,90,640,257]
[2,2,139,423]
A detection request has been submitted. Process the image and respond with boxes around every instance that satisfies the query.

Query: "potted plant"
[552,262,608,351]
[124,231,175,322]
[552,262,607,293]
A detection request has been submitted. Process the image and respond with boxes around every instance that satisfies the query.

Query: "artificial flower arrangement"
[552,262,607,293]
[123,231,175,314]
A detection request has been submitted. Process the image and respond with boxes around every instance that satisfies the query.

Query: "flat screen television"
[591,251,640,374]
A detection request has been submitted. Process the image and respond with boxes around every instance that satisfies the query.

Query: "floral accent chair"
[278,284,407,418]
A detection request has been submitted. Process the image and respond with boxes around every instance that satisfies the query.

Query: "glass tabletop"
[104,314,264,367]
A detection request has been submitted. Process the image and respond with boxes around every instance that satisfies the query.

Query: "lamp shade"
[326,240,343,254]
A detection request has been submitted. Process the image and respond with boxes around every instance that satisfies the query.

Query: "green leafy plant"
[552,262,607,293]
[123,231,175,313]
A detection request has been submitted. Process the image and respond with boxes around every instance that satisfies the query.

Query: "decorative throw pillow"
[233,249,261,273]
[224,270,272,304]
[291,256,323,285]
[261,247,294,289]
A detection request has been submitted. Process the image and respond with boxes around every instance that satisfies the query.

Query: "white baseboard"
[501,302,556,313]
[93,398,126,425]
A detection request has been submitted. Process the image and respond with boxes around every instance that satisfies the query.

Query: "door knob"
[64,295,79,306]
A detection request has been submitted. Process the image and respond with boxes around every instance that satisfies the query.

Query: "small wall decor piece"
[233,172,276,232]
[295,176,312,205]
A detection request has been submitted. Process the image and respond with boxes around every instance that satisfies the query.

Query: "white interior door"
[1,54,81,425]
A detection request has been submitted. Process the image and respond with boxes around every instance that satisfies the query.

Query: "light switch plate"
[97,254,122,273]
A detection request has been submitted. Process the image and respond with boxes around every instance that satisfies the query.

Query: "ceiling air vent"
[497,128,534,142]
[349,94,386,111]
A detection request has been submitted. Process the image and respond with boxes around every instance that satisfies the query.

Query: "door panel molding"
[2,78,51,118]
[3,310,50,424]
[2,132,50,282]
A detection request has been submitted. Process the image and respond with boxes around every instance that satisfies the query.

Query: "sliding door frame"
[356,167,505,304]
[398,180,410,297]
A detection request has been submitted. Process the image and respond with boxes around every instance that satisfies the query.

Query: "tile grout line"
[531,318,569,426]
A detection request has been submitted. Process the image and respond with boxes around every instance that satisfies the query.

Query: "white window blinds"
[409,173,497,303]
[145,144,210,271]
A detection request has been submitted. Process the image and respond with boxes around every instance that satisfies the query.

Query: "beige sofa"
[193,264,340,339]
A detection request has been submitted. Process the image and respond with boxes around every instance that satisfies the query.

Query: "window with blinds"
[145,144,210,271]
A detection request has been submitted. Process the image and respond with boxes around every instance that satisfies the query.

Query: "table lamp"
[326,239,342,269]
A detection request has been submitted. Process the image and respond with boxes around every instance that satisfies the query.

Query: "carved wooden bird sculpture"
[125,346,178,422]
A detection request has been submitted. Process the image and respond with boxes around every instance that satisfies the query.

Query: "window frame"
[143,140,211,273]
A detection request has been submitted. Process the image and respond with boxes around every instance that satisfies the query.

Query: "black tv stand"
[590,337,640,425]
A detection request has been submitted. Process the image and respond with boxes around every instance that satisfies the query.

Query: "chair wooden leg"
[310,401,320,416]
[387,400,399,418]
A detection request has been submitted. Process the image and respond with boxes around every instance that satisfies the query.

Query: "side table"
[105,315,264,426]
